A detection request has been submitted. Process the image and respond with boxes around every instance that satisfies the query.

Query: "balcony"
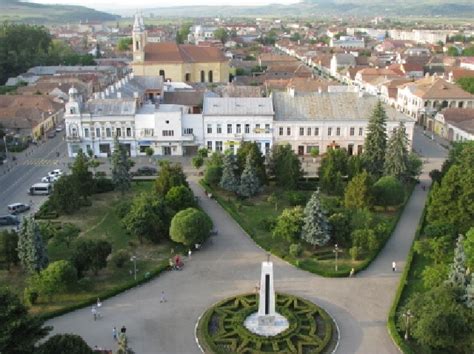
[66,135,81,142]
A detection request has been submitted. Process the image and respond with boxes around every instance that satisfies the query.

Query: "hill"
[0,0,118,24]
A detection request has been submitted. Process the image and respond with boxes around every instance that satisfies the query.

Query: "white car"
[48,169,63,178]
[42,176,59,183]
[55,125,64,132]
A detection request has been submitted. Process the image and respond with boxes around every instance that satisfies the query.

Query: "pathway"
[47,128,447,354]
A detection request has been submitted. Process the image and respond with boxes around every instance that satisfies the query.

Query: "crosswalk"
[20,159,62,166]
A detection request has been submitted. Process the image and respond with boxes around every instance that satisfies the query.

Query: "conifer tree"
[446,234,468,289]
[301,190,331,247]
[344,170,373,209]
[17,217,49,273]
[384,122,409,180]
[70,149,94,201]
[111,137,132,194]
[363,101,388,177]
[219,152,240,193]
[239,154,261,197]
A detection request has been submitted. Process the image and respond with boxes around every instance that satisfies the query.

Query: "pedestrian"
[97,297,102,308]
[160,291,167,303]
[188,249,192,258]
[91,306,97,321]
[392,261,396,272]
[113,327,117,341]
[349,268,355,277]
[121,325,126,334]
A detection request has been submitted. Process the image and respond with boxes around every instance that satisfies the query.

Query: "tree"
[192,155,204,171]
[204,152,223,185]
[111,137,132,195]
[70,149,94,201]
[373,176,404,208]
[197,147,208,158]
[457,77,474,94]
[301,190,331,247]
[0,288,51,354]
[351,228,378,254]
[269,144,303,190]
[145,147,154,160]
[49,175,81,214]
[70,239,112,277]
[37,334,93,354]
[0,230,19,270]
[170,208,212,246]
[344,170,373,209]
[464,227,474,270]
[384,122,409,181]
[176,23,191,44]
[123,193,169,244]
[213,28,229,44]
[239,154,261,198]
[272,206,304,242]
[328,212,351,246]
[17,217,48,273]
[318,148,348,195]
[165,185,196,213]
[155,160,188,196]
[406,153,423,181]
[363,101,388,177]
[219,152,240,193]
[267,193,278,211]
[117,37,132,51]
[29,260,77,300]
[236,141,267,185]
[447,46,460,56]
[89,240,112,275]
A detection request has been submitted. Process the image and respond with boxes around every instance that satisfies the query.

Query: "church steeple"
[132,13,146,63]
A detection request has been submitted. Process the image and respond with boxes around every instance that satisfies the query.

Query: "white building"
[202,97,274,155]
[272,91,415,156]
[330,36,365,49]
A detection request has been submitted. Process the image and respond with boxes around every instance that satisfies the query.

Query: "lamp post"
[3,136,8,162]
[402,309,414,340]
[130,256,137,280]
[333,244,341,271]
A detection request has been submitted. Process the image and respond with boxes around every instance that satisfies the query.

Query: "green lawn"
[0,181,174,317]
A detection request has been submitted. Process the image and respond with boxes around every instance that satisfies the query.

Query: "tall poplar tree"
[111,137,132,195]
[17,217,49,273]
[301,190,331,247]
[363,101,388,177]
[219,152,240,194]
[384,122,409,181]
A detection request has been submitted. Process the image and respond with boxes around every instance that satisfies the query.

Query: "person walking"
[121,325,126,334]
[349,268,355,277]
[113,327,117,341]
[160,291,167,303]
[392,261,397,272]
[188,249,192,259]
[91,306,97,321]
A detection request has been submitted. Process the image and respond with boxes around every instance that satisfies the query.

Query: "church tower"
[132,13,146,63]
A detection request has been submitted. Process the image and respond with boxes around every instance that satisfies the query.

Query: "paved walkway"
[47,129,447,354]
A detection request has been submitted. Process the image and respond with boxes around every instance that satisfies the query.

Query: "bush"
[35,200,59,219]
[115,200,132,219]
[204,165,222,186]
[289,243,303,257]
[373,176,404,208]
[170,208,213,246]
[94,177,115,193]
[24,287,39,305]
[95,171,107,178]
[112,250,130,268]
[349,246,361,261]
[259,217,276,231]
[286,190,307,206]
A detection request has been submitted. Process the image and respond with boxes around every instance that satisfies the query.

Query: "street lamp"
[333,244,342,271]
[130,256,137,280]
[402,309,414,340]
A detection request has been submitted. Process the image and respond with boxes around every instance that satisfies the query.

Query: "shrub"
[204,165,222,186]
[94,177,115,193]
[286,190,307,206]
[289,243,303,257]
[259,217,276,231]
[373,176,404,208]
[23,287,39,305]
[115,200,131,219]
[170,208,213,246]
[95,171,107,178]
[349,246,361,261]
[112,250,130,268]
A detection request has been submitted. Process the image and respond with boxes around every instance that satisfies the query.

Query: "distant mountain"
[136,0,473,18]
[0,0,118,24]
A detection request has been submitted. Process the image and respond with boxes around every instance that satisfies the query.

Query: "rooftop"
[143,42,227,63]
[203,97,274,116]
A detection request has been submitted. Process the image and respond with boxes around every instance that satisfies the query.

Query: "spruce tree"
[111,137,132,194]
[219,152,240,193]
[301,190,331,247]
[384,122,409,181]
[465,273,474,309]
[239,154,261,198]
[17,217,49,273]
[363,101,388,177]
[446,234,468,289]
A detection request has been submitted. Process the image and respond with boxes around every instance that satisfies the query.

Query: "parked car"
[133,166,157,176]
[47,131,56,139]
[7,203,30,215]
[48,169,63,178]
[0,215,19,226]
[55,125,64,132]
[41,175,59,183]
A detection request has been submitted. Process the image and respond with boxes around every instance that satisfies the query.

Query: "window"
[184,128,193,135]
[207,124,212,134]
[265,124,270,133]
[116,128,122,137]
[84,128,89,138]
[336,127,341,136]
[208,70,213,83]
[106,128,111,138]
[185,73,191,81]
[287,127,291,136]
[126,127,132,137]
[245,124,250,134]
[315,127,319,136]
[227,124,232,134]
[159,70,165,78]
[350,127,355,136]
[307,127,311,136]
[215,141,223,152]
[144,128,154,137]
[236,124,241,134]
[217,124,222,134]
[359,127,363,136]
[207,141,213,150]
[328,127,332,136]
[256,124,260,130]
[96,128,101,138]
[200,70,205,83]
[279,127,283,136]
[265,142,270,154]
[162,130,174,136]
[299,127,304,136]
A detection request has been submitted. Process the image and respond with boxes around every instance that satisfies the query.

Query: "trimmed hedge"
[196,293,337,354]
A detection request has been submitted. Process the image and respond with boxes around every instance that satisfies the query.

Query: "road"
[0,133,67,224]
[45,128,447,354]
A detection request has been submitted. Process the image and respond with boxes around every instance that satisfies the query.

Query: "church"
[131,14,230,83]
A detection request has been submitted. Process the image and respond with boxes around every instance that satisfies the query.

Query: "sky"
[31,0,301,11]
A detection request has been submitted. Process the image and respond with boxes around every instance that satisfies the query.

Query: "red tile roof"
[143,42,227,63]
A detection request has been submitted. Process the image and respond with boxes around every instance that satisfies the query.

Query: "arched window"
[185,73,191,82]
[135,40,139,51]
[159,70,165,78]
[200,70,205,83]
[208,70,213,83]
